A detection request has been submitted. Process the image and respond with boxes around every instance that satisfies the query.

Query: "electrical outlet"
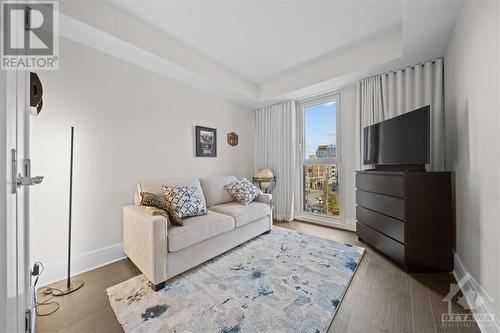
[32,263,40,276]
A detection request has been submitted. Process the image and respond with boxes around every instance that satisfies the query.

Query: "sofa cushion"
[167,211,234,252]
[200,176,237,207]
[138,178,206,207]
[209,201,270,228]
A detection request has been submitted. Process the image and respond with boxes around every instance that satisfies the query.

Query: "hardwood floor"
[277,221,479,333]
[36,259,140,333]
[36,221,479,333]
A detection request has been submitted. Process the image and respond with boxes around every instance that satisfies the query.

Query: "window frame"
[295,92,345,224]
[300,93,341,165]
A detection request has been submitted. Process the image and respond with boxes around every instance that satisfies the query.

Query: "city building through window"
[301,96,340,218]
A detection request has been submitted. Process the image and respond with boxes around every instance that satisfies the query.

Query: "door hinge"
[24,309,31,333]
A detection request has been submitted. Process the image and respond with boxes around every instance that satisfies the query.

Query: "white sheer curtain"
[255,101,296,221]
[355,58,445,170]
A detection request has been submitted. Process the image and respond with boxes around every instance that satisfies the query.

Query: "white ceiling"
[60,0,463,107]
[110,0,403,84]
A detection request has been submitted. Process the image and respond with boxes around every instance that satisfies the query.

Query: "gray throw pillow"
[224,178,261,205]
[162,185,208,225]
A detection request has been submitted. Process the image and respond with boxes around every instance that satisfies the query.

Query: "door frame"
[1,18,32,333]
[1,66,31,333]
[0,62,10,333]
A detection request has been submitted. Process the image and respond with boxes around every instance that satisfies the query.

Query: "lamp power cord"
[32,262,63,316]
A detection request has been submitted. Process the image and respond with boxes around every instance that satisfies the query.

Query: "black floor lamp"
[52,126,84,296]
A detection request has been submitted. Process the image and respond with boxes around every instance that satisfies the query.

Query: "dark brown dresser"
[355,170,454,272]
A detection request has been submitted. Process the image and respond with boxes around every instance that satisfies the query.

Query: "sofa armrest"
[123,205,168,285]
[255,193,272,205]
[256,193,273,230]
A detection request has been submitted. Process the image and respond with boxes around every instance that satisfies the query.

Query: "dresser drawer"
[356,173,405,198]
[356,190,405,220]
[356,206,404,243]
[357,222,405,267]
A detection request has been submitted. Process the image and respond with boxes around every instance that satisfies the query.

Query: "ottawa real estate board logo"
[1,1,59,70]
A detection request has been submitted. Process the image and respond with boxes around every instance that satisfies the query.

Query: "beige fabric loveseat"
[123,176,272,291]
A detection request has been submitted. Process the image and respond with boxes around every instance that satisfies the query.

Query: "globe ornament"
[252,168,276,193]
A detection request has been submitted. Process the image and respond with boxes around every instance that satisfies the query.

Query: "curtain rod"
[255,99,294,111]
[360,57,443,82]
[258,57,443,109]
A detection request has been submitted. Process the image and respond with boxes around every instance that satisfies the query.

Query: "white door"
[1,4,42,331]
[2,68,32,333]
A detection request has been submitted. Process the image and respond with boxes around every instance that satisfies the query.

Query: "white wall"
[31,37,255,285]
[444,0,500,322]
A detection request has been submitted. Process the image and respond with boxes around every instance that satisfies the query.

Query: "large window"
[299,94,341,219]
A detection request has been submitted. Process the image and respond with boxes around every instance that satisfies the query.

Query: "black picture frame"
[195,126,217,157]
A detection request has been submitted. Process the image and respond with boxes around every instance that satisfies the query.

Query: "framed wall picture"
[195,126,217,157]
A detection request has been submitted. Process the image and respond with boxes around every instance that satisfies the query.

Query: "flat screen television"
[363,105,430,166]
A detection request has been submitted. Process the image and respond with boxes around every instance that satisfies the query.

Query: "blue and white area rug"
[107,226,364,333]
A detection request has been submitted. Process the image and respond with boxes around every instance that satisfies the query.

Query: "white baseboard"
[294,214,357,232]
[453,252,500,333]
[37,243,126,286]
[345,217,357,229]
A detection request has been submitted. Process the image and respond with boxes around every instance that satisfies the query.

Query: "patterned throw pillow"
[162,185,208,225]
[140,192,173,225]
[224,178,261,205]
[140,192,170,211]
